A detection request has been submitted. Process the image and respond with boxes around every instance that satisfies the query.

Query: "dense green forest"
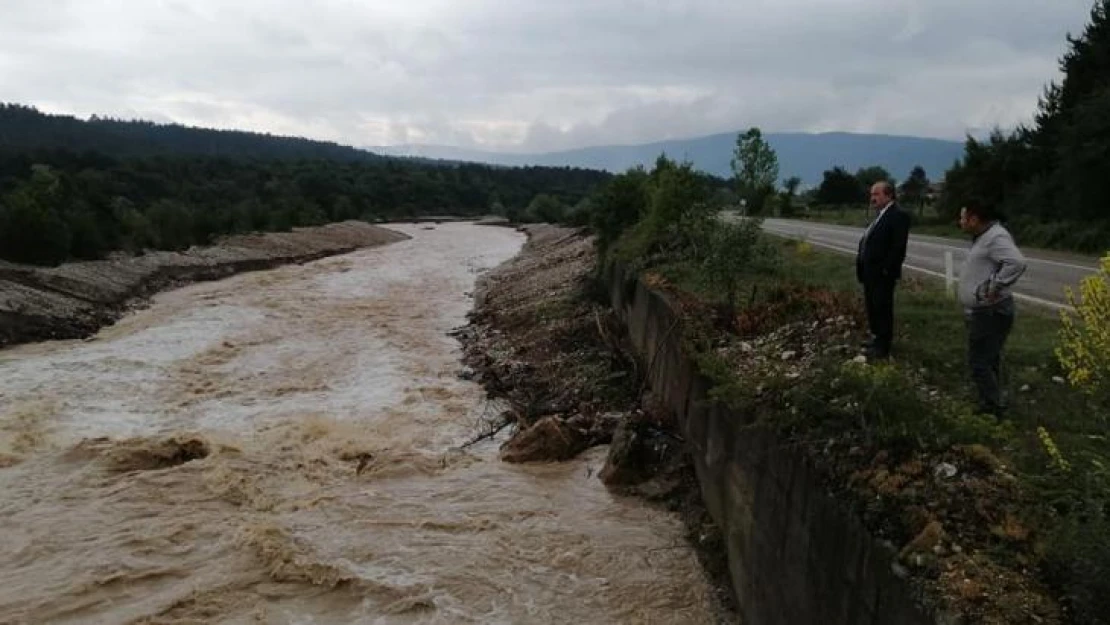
[938,0,1110,253]
[0,107,611,265]
[0,103,386,162]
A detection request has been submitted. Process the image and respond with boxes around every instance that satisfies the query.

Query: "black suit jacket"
[856,204,911,283]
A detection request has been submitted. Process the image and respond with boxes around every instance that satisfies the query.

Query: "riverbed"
[0,222,715,624]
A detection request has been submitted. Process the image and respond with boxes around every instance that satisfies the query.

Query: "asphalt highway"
[753,218,1103,310]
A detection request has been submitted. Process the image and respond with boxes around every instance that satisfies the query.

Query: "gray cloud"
[0,0,1096,152]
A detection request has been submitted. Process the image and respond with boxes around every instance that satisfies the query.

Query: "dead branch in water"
[460,411,514,449]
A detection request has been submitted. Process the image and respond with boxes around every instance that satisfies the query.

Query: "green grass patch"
[653,238,857,305]
[710,240,1092,454]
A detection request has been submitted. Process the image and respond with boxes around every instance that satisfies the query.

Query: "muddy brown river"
[0,223,715,624]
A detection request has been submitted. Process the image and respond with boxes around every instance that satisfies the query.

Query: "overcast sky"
[1,0,1097,152]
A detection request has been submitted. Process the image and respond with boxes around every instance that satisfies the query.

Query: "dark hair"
[964,204,1001,222]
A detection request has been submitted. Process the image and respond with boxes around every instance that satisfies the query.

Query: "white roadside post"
[944,250,956,298]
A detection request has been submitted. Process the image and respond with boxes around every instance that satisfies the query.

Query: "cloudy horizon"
[1,0,1097,153]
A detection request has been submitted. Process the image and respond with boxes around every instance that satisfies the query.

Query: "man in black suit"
[855,181,911,359]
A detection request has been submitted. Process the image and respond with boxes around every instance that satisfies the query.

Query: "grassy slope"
[662,238,1093,466]
[656,238,1080,433]
[645,237,1105,624]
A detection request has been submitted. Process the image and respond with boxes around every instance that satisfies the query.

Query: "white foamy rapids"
[0,222,716,624]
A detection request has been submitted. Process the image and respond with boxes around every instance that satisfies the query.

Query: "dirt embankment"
[456,224,640,459]
[0,221,409,348]
[455,224,740,621]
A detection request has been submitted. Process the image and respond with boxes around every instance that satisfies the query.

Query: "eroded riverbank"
[0,222,716,624]
[457,225,739,621]
[0,220,409,349]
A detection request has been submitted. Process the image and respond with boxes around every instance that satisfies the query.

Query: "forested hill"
[0,104,612,266]
[0,103,382,162]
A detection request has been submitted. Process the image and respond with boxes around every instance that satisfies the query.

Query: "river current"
[0,222,715,624]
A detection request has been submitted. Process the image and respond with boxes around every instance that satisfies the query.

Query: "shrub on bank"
[1057,255,1110,403]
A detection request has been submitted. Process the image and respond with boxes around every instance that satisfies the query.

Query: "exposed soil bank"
[457,224,741,622]
[0,221,409,348]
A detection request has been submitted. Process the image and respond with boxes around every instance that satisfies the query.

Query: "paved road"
[753,218,1103,310]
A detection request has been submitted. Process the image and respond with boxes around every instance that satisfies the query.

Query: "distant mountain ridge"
[1,103,966,185]
[371,131,967,185]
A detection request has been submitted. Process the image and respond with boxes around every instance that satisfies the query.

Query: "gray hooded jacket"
[957,222,1027,311]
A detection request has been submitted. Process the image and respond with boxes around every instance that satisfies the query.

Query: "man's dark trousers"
[863,277,896,355]
[856,204,910,357]
[967,298,1015,414]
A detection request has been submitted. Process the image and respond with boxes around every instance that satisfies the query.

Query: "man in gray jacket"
[957,204,1027,416]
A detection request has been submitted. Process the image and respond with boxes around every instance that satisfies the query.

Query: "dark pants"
[966,300,1015,413]
[863,278,896,354]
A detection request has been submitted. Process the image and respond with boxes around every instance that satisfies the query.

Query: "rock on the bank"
[500,416,590,463]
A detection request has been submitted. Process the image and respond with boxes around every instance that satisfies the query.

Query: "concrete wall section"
[607,261,934,625]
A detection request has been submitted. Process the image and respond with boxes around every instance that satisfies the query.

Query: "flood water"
[0,223,715,624]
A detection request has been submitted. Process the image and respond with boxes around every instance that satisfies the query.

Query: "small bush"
[701,219,774,316]
[605,157,721,269]
[526,193,566,224]
[591,168,649,252]
[1045,253,1110,622]
[562,198,593,228]
[641,158,717,255]
[1057,255,1110,406]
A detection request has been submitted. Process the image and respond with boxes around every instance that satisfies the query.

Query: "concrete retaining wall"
[606,262,935,625]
